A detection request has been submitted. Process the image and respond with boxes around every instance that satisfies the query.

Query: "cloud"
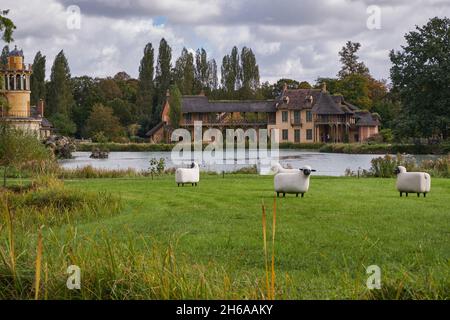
[1,0,449,84]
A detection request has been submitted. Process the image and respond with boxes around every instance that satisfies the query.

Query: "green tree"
[1,45,9,67]
[155,38,172,118]
[136,43,155,118]
[298,81,312,89]
[0,9,16,43]
[337,41,369,78]
[195,48,209,91]
[337,74,372,110]
[30,51,46,106]
[221,46,241,96]
[168,85,182,128]
[240,47,260,98]
[71,76,103,137]
[0,124,51,187]
[97,78,123,101]
[85,104,124,140]
[50,113,76,136]
[390,17,450,139]
[107,98,135,126]
[47,50,74,117]
[174,47,195,95]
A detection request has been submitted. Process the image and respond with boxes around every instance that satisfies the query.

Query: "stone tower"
[1,45,32,117]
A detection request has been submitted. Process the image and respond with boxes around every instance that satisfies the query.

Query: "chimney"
[321,82,327,93]
[37,99,45,117]
[199,89,205,96]
[283,82,288,92]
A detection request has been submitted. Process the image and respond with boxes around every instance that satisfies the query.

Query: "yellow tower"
[1,45,32,117]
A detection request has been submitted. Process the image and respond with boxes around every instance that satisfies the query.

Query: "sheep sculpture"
[176,162,199,187]
[271,162,301,174]
[394,166,431,197]
[274,165,316,198]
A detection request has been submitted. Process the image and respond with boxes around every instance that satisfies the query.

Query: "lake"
[58,150,437,176]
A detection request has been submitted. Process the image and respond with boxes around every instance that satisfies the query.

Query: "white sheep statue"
[394,166,431,197]
[176,162,199,187]
[271,162,300,174]
[274,165,316,198]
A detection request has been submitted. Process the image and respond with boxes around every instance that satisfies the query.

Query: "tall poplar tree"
[136,43,154,118]
[195,48,209,91]
[155,38,172,118]
[46,50,75,135]
[174,47,195,95]
[240,47,260,97]
[30,51,46,106]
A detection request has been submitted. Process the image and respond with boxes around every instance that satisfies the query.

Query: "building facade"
[147,85,379,144]
[0,46,52,138]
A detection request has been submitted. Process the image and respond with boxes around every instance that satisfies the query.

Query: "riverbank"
[76,141,450,154]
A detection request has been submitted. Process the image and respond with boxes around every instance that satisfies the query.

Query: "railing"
[182,119,268,126]
[0,110,31,118]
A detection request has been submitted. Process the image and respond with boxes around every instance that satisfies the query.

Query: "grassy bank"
[1,175,449,299]
[76,141,449,154]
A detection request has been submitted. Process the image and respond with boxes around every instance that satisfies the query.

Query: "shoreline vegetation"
[75,141,450,155]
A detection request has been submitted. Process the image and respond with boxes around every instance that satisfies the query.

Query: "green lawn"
[54,174,450,299]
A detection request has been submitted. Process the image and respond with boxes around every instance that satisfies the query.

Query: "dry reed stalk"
[271,196,276,299]
[262,201,270,299]
[34,227,43,300]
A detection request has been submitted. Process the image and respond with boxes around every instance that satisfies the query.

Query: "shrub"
[369,154,416,178]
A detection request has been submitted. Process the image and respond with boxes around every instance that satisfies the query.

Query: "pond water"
[59,150,437,176]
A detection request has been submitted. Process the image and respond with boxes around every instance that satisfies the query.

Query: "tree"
[337,41,369,78]
[169,85,182,128]
[46,50,74,117]
[85,104,124,140]
[298,81,312,89]
[195,48,209,91]
[155,38,172,118]
[221,46,241,95]
[0,9,16,43]
[390,17,450,139]
[97,78,123,101]
[50,113,76,136]
[107,98,135,126]
[136,43,155,118]
[1,45,9,67]
[30,51,46,106]
[0,124,51,187]
[240,47,260,98]
[71,76,103,137]
[337,74,372,110]
[174,47,195,95]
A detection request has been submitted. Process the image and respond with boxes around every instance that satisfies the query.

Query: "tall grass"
[368,154,450,178]
[261,196,277,300]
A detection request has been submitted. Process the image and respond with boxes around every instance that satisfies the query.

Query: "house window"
[306,129,313,140]
[294,129,300,143]
[306,110,313,122]
[282,129,288,141]
[294,110,300,124]
[282,111,288,123]
[185,113,192,122]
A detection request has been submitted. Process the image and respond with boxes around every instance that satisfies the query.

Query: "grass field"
[1,174,449,299]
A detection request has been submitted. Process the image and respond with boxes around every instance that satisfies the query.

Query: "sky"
[2,0,450,84]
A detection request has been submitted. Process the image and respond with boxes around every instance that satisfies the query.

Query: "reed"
[261,196,277,300]
[34,226,43,300]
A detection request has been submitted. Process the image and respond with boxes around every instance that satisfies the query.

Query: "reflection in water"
[59,150,437,177]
